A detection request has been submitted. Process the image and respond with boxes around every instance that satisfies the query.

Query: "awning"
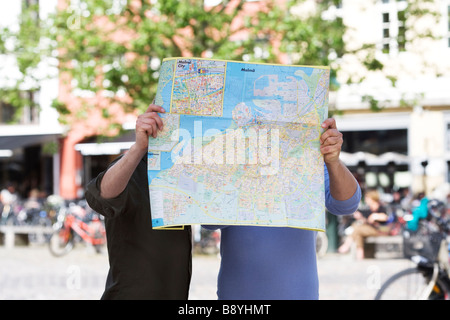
[75,130,135,156]
[75,141,134,156]
[340,151,410,167]
[0,134,61,150]
[0,125,63,151]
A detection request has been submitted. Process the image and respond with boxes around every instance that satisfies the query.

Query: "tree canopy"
[0,0,442,131]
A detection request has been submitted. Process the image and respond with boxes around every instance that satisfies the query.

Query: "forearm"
[369,213,388,223]
[325,160,358,201]
[100,144,146,199]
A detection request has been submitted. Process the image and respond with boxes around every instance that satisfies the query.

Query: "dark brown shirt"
[85,155,192,300]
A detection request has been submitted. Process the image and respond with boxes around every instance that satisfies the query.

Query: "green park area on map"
[148,57,329,231]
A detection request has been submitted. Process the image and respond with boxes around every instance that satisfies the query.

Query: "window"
[397,9,406,51]
[381,0,407,54]
[0,91,39,125]
[446,123,450,151]
[381,10,391,53]
[342,129,408,155]
[23,0,39,8]
[448,5,450,47]
[0,101,15,124]
[22,91,40,124]
[23,0,39,24]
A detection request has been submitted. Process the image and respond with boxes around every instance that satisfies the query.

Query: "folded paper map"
[148,57,329,231]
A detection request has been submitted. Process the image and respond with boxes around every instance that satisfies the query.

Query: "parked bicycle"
[375,199,450,300]
[49,200,106,257]
[1,192,59,227]
[1,194,55,244]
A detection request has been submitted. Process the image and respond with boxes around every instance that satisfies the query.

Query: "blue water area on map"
[223,62,315,117]
[147,150,175,181]
[152,218,164,227]
[180,114,232,137]
[147,114,234,183]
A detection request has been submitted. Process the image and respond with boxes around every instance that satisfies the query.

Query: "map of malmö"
[148,57,329,231]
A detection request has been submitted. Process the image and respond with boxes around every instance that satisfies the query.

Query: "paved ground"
[0,244,416,300]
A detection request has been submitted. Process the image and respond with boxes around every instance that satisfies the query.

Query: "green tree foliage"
[0,0,442,125]
[0,2,46,122]
[1,0,347,126]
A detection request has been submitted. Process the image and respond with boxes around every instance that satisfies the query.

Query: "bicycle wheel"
[375,267,447,300]
[48,227,74,257]
[29,214,52,243]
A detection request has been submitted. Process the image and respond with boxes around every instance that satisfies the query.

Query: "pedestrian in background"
[338,190,389,260]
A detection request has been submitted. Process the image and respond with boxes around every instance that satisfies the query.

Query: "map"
[149,57,330,231]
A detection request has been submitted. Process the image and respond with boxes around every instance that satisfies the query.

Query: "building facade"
[0,0,63,198]
[334,0,450,197]
[1,0,449,200]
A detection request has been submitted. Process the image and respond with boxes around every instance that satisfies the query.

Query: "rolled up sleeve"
[85,157,129,219]
[324,165,361,216]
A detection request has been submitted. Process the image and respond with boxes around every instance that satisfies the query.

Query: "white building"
[333,0,450,196]
[0,0,63,196]
[1,0,449,198]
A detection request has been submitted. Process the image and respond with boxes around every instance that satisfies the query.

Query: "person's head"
[29,189,39,199]
[364,190,380,210]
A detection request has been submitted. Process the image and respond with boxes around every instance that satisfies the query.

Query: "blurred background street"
[1,0,450,302]
[0,244,416,300]
[0,1,449,221]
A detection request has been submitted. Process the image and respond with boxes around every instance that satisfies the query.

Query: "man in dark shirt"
[85,104,192,299]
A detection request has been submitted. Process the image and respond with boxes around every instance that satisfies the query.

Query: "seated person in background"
[338,190,388,260]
